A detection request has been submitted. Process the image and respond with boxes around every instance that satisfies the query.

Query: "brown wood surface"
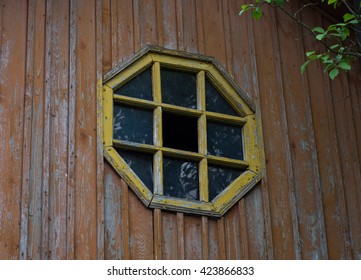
[0,0,360,260]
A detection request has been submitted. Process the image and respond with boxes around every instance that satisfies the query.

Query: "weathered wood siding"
[0,0,360,259]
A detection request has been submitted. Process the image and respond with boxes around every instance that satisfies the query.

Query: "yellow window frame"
[101,46,263,217]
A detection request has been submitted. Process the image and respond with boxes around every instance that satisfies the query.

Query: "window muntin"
[102,46,262,217]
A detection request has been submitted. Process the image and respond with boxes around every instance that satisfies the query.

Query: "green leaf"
[327,0,338,8]
[329,68,339,80]
[343,13,355,22]
[348,19,359,25]
[239,4,254,16]
[252,7,263,20]
[265,0,272,3]
[316,33,326,40]
[306,51,316,57]
[301,60,311,74]
[312,26,325,33]
[338,61,351,70]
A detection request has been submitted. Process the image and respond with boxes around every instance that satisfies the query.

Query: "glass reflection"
[208,165,242,201]
[163,158,199,200]
[205,79,238,116]
[116,149,154,192]
[113,104,153,144]
[161,68,197,108]
[114,68,152,100]
[207,121,243,160]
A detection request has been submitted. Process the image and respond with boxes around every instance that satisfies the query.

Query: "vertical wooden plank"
[349,72,361,171]
[197,0,226,65]
[42,0,52,259]
[251,4,301,259]
[153,209,163,259]
[111,0,134,66]
[226,0,273,260]
[184,215,202,259]
[301,6,351,259]
[21,0,47,260]
[224,205,241,259]
[96,0,105,261]
[208,219,219,259]
[66,0,76,260]
[341,30,361,260]
[177,212,185,259]
[227,0,254,98]
[74,0,98,259]
[138,0,158,47]
[121,180,130,259]
[0,0,27,260]
[104,162,123,259]
[162,211,178,259]
[128,190,154,259]
[46,0,70,260]
[201,216,209,259]
[20,0,35,259]
[238,200,250,259]
[216,218,226,259]
[160,0,177,49]
[276,2,327,259]
[102,0,111,74]
[330,70,361,260]
[244,187,267,259]
[181,0,198,53]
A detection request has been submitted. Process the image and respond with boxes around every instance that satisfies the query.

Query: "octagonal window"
[102,46,263,217]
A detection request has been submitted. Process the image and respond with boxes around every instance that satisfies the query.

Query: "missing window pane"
[162,111,198,152]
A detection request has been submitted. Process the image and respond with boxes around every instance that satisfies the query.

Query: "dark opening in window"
[162,111,198,152]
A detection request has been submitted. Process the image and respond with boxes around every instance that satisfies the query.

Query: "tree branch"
[276,4,361,58]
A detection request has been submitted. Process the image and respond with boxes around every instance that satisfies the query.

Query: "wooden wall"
[0,0,360,260]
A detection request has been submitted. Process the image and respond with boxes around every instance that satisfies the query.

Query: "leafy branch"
[240,0,361,79]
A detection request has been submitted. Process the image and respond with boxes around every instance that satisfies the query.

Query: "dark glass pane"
[208,165,242,201]
[116,149,154,192]
[205,79,238,116]
[113,104,153,144]
[114,68,152,100]
[162,112,198,152]
[161,68,197,108]
[207,121,243,160]
[163,158,199,200]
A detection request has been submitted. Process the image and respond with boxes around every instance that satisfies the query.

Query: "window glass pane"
[207,121,243,160]
[205,79,238,116]
[114,68,152,100]
[113,104,153,144]
[163,158,199,200]
[116,149,154,193]
[208,165,242,201]
[161,68,197,108]
[162,111,198,152]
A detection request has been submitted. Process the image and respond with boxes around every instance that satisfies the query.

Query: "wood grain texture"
[1,0,361,260]
[0,0,27,260]
[301,4,351,259]
[276,1,327,259]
